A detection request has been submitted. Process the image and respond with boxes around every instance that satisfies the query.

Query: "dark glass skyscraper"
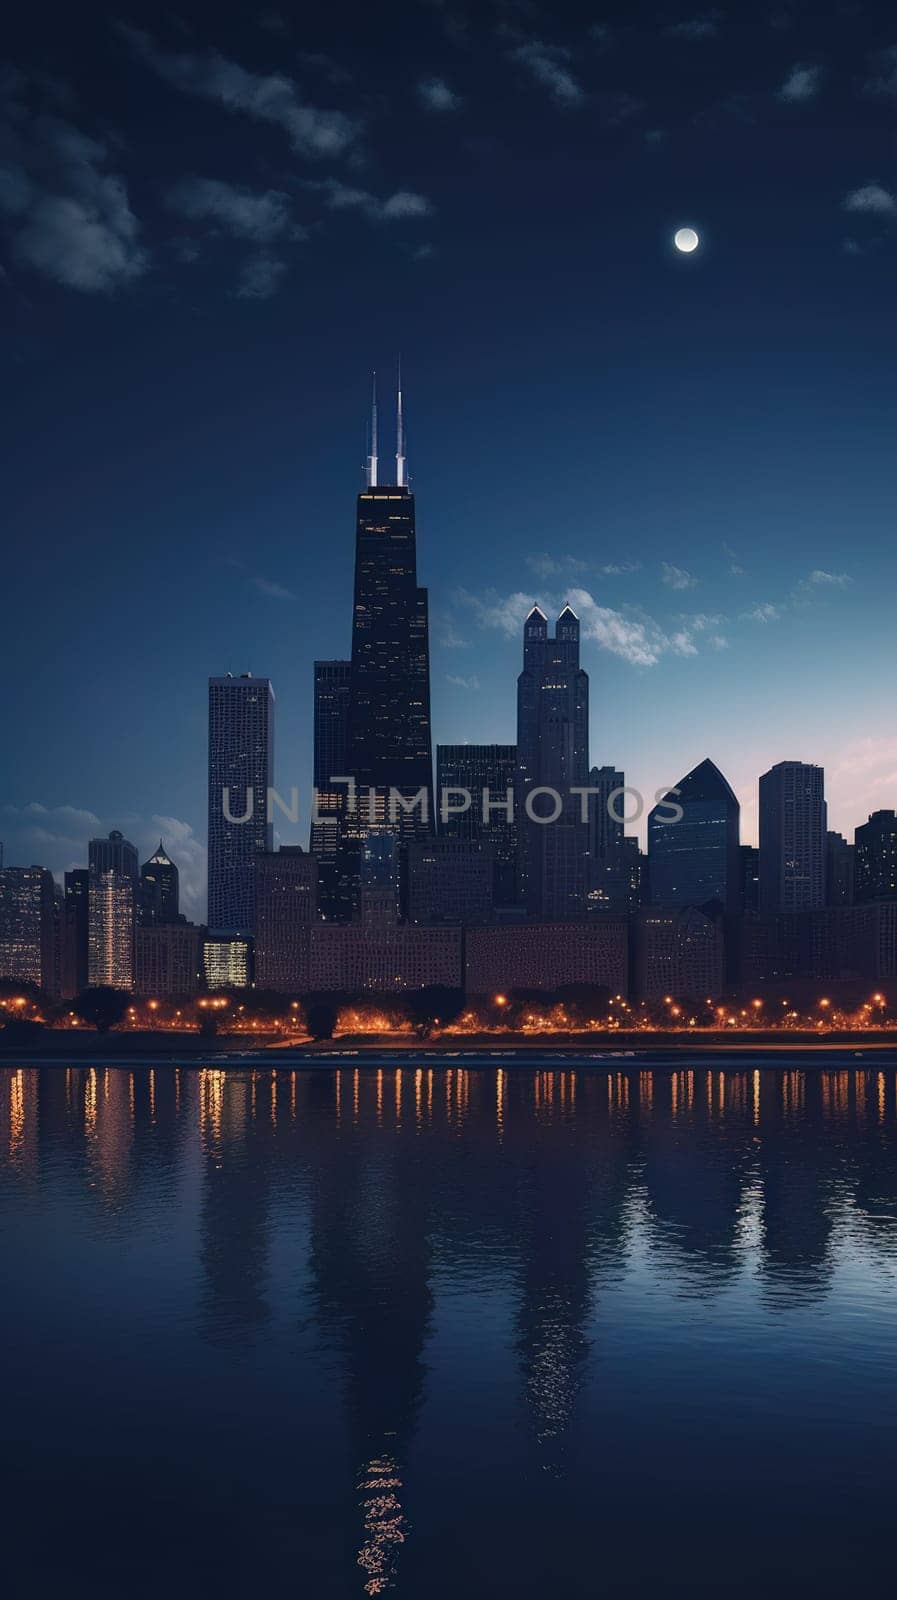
[758,760,825,913]
[648,759,740,912]
[516,604,589,919]
[587,764,628,913]
[347,482,433,825]
[207,673,274,933]
[437,743,517,904]
[854,810,897,903]
[139,840,180,926]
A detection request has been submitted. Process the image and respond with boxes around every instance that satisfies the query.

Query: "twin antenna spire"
[366,365,407,488]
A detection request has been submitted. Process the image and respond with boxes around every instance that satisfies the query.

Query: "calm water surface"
[3,1063,897,1597]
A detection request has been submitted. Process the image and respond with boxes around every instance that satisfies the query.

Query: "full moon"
[674,227,700,254]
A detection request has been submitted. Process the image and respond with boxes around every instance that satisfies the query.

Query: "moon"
[674,227,700,254]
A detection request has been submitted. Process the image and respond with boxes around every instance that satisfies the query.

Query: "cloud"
[777,63,822,102]
[455,586,707,668]
[864,44,897,98]
[439,623,471,648]
[526,553,641,581]
[843,182,895,216]
[511,41,584,106]
[525,551,588,579]
[742,601,781,622]
[0,805,206,916]
[806,568,852,587]
[235,254,287,299]
[669,630,698,657]
[305,178,433,222]
[0,83,146,292]
[116,23,359,158]
[417,77,460,112]
[251,575,294,598]
[661,562,698,591]
[166,176,296,241]
[666,15,720,41]
[708,634,729,649]
[722,542,745,576]
[680,611,727,632]
[446,673,481,690]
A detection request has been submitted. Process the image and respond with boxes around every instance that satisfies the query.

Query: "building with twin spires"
[312,377,433,920]
[516,603,590,920]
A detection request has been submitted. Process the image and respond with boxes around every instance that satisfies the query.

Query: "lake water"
[2,1062,897,1597]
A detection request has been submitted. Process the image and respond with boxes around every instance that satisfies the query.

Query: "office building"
[632,906,725,1001]
[346,384,433,831]
[825,831,854,908]
[135,923,203,997]
[516,604,589,919]
[437,743,517,904]
[203,933,252,990]
[254,847,319,991]
[138,840,180,926]
[88,831,138,990]
[854,811,897,904]
[408,838,494,926]
[0,865,56,990]
[465,920,627,997]
[648,759,740,912]
[62,869,90,997]
[759,761,825,913]
[207,673,274,933]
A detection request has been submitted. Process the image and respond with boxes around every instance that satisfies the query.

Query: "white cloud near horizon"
[456,586,707,667]
[1,804,207,916]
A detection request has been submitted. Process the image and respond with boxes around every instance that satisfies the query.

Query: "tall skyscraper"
[0,865,56,989]
[311,660,352,921]
[436,743,517,904]
[346,380,433,830]
[648,759,740,912]
[739,844,760,912]
[88,830,138,989]
[516,604,589,919]
[138,840,180,926]
[587,764,628,913]
[759,761,825,913]
[854,810,897,903]
[208,673,274,933]
[62,868,90,997]
[825,830,855,907]
[313,659,352,791]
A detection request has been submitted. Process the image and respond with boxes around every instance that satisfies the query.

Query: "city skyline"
[5,2,897,912]
[2,403,892,917]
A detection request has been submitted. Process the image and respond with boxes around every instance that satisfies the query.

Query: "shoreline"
[3,1028,897,1069]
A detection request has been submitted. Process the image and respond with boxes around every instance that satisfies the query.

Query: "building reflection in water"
[4,1062,897,1591]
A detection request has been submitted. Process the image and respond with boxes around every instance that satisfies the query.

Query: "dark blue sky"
[4,0,897,912]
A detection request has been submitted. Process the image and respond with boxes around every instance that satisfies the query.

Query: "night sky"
[4,0,897,915]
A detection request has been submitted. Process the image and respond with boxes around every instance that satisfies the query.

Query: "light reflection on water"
[2,1063,897,1598]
